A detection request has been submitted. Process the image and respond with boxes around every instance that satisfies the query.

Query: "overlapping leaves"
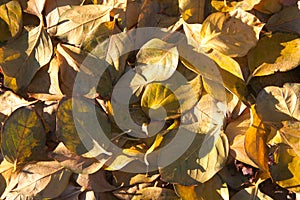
[0,0,299,199]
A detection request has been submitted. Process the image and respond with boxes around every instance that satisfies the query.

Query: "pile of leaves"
[0,0,300,199]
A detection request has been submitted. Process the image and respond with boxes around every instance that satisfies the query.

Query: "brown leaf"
[44,0,83,35]
[76,170,116,192]
[12,161,72,199]
[179,0,205,23]
[51,143,106,174]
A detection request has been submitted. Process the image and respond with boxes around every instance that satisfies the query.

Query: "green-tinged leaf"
[56,97,112,158]
[1,106,46,165]
[55,5,111,45]
[178,0,205,23]
[12,161,72,199]
[279,121,300,157]
[0,26,53,93]
[256,83,300,122]
[200,8,264,57]
[75,170,116,192]
[254,0,282,14]
[248,33,300,77]
[266,6,300,35]
[136,38,178,83]
[211,0,261,12]
[0,0,22,40]
[51,143,107,174]
[82,21,119,52]
[244,106,271,175]
[174,175,229,200]
[141,74,201,121]
[132,187,179,200]
[225,109,259,167]
[270,144,300,193]
[141,83,179,120]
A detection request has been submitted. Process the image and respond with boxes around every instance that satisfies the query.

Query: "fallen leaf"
[254,0,282,14]
[44,0,83,35]
[1,106,46,165]
[56,97,112,158]
[244,106,271,174]
[12,161,72,199]
[76,170,115,192]
[132,187,179,200]
[55,5,112,46]
[0,25,53,93]
[136,38,179,83]
[248,33,300,77]
[266,6,300,35]
[270,144,300,193]
[178,0,205,23]
[51,143,107,174]
[200,8,264,57]
[0,1,22,40]
[174,175,229,200]
[256,83,300,122]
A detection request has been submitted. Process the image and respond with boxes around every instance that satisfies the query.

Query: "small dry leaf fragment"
[178,0,205,23]
[211,0,261,12]
[132,187,179,200]
[0,91,35,116]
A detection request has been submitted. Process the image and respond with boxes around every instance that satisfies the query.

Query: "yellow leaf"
[244,106,271,175]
